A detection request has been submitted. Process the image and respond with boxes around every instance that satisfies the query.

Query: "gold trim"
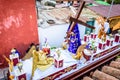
[52,71,65,79]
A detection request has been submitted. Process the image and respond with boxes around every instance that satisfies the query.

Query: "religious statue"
[98,26,106,42]
[72,43,87,60]
[3,55,13,72]
[97,16,107,42]
[22,43,36,61]
[32,50,54,77]
[67,23,81,54]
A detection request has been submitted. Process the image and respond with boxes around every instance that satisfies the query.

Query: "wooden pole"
[68,0,85,32]
[69,17,95,29]
[66,0,85,38]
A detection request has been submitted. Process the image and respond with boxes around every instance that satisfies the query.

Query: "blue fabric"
[68,23,81,54]
[106,28,112,34]
[15,50,20,56]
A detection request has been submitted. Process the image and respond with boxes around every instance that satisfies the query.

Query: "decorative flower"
[56,49,61,58]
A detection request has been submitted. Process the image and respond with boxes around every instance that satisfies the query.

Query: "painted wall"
[38,24,86,48]
[38,21,99,48]
[0,0,39,68]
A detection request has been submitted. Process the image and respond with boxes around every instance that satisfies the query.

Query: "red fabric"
[84,35,89,42]
[82,51,91,61]
[91,33,97,39]
[42,48,50,55]
[55,59,63,68]
[18,73,26,80]
[115,35,120,43]
[12,58,19,66]
[0,0,39,68]
[99,43,106,50]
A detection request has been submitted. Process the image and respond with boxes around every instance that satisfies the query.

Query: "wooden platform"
[61,45,120,80]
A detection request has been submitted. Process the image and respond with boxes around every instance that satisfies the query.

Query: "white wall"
[38,23,86,48]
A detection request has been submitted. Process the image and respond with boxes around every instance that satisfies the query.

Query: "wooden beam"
[70,17,95,29]
[66,0,85,39]
[68,0,85,32]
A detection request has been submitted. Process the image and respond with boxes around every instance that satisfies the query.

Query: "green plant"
[107,0,120,4]
[117,56,120,58]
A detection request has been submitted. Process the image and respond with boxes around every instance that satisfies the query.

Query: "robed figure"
[68,23,81,54]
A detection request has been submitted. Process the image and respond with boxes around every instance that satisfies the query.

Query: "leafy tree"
[107,0,120,4]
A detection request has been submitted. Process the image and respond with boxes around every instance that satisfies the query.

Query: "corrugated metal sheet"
[88,4,120,18]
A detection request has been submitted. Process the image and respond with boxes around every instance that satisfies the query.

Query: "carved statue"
[3,55,13,72]
[72,43,87,60]
[98,26,106,42]
[32,50,54,77]
[97,16,107,41]
[22,43,36,61]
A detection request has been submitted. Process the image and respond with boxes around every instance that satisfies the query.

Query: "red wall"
[0,0,39,67]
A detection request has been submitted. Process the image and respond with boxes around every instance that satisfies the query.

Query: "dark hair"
[26,43,35,53]
[30,43,35,47]
[106,19,110,23]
